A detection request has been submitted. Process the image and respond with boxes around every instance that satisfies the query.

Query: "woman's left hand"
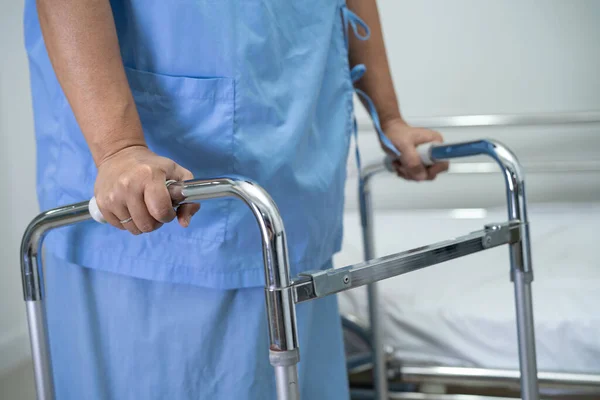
[382,119,449,181]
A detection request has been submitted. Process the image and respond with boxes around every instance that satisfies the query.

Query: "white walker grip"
[88,197,106,224]
[416,142,435,166]
[384,142,436,172]
[88,180,180,224]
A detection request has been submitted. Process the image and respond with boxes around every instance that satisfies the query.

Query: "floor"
[0,361,36,400]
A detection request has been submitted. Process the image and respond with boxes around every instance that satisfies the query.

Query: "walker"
[20,139,539,400]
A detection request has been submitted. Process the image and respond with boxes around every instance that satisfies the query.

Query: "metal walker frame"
[359,140,538,400]
[21,139,539,400]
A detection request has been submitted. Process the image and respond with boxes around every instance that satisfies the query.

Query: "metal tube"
[180,179,299,357]
[399,365,600,390]
[26,301,54,399]
[363,139,540,400]
[296,223,521,302]
[359,167,388,400]
[274,365,300,400]
[513,269,539,399]
[431,140,539,400]
[22,177,299,400]
[21,201,91,400]
[351,389,520,400]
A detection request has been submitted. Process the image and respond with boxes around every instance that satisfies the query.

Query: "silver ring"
[120,217,133,224]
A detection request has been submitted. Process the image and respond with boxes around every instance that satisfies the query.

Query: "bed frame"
[353,112,600,400]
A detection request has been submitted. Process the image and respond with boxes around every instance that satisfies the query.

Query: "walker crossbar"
[21,139,539,400]
[293,221,521,303]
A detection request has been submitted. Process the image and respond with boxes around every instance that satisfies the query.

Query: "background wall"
[0,0,599,379]
[346,0,600,209]
[0,0,39,377]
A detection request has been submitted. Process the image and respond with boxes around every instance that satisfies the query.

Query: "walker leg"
[509,208,539,400]
[513,269,539,400]
[504,171,539,400]
[26,300,55,400]
[21,201,89,400]
[359,178,388,400]
[267,287,300,400]
[274,364,300,400]
[425,139,540,399]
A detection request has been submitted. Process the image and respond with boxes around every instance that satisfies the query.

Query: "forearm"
[37,0,145,165]
[346,0,405,129]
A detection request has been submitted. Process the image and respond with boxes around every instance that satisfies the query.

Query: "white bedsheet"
[335,203,600,373]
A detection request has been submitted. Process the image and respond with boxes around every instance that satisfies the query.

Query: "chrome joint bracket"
[511,268,534,284]
[269,348,300,367]
[297,269,352,299]
[483,220,523,249]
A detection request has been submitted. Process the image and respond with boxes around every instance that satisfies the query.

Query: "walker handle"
[384,142,437,172]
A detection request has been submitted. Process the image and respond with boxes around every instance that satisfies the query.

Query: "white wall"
[347,0,600,210]
[0,0,38,375]
[362,0,600,119]
[0,0,599,376]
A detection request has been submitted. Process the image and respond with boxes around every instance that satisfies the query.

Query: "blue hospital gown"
[24,0,378,397]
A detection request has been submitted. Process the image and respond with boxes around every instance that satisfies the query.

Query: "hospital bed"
[21,134,573,399]
[339,204,600,399]
[337,113,600,400]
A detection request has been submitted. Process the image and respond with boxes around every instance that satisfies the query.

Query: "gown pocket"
[125,67,236,243]
[124,67,235,179]
[56,67,236,245]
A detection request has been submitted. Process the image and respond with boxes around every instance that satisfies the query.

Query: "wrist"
[380,116,408,133]
[93,138,148,167]
[86,101,148,166]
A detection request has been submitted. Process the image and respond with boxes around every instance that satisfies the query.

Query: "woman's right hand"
[94,145,200,235]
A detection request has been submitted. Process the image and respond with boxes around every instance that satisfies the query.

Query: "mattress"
[335,203,600,374]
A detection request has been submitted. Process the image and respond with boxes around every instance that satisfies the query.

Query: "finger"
[98,192,141,235]
[100,209,127,231]
[426,162,450,180]
[391,160,408,179]
[167,164,202,228]
[126,191,162,233]
[164,161,194,183]
[396,143,427,181]
[145,172,177,224]
[114,204,143,235]
[176,203,201,228]
[94,193,126,231]
[394,166,409,180]
[414,129,443,146]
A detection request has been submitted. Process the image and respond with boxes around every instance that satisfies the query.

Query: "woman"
[25,0,447,398]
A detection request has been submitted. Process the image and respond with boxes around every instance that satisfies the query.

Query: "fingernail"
[417,172,427,181]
